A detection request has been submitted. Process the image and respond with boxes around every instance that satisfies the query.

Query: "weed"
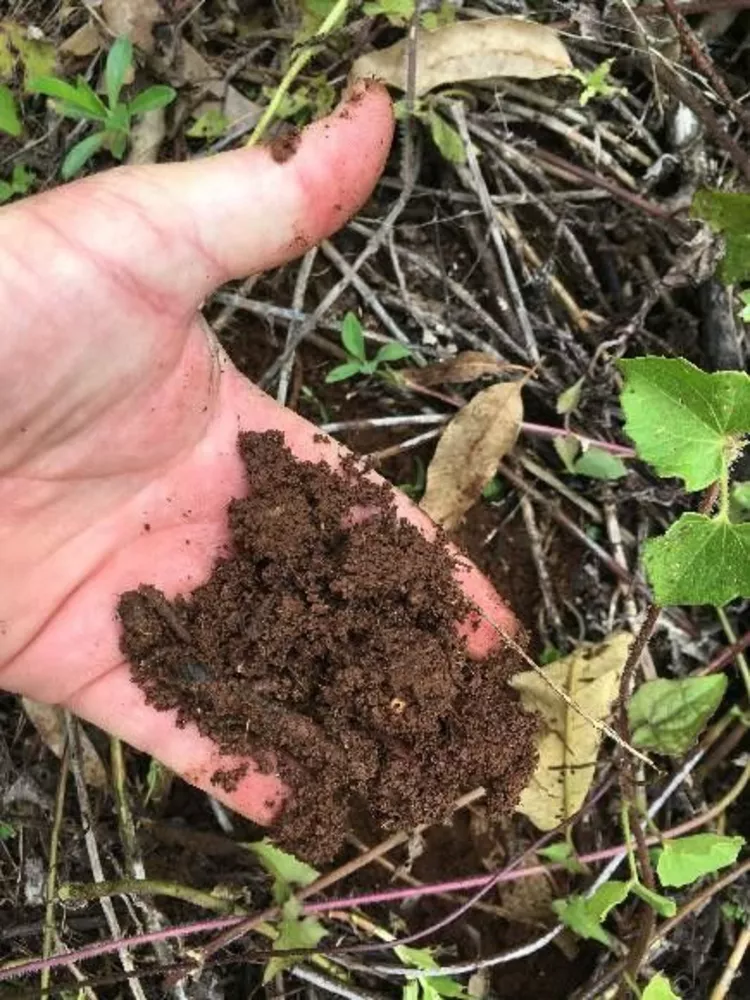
[28,37,176,180]
[326,312,412,383]
[0,162,35,203]
[568,59,626,106]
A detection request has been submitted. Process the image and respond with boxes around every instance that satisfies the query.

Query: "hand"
[0,82,516,825]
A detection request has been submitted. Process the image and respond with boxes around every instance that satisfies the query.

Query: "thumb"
[15,80,393,312]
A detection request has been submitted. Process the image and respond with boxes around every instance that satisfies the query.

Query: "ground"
[1,1,750,999]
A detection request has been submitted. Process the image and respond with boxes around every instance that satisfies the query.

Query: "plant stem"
[716,606,750,702]
[247,0,350,147]
[59,879,246,915]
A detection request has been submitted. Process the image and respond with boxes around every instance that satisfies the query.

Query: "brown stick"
[661,0,750,137]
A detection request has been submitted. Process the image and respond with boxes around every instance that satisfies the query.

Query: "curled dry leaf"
[351,17,572,95]
[402,351,527,387]
[60,21,103,58]
[22,698,107,789]
[510,633,631,831]
[420,381,523,530]
[102,0,164,52]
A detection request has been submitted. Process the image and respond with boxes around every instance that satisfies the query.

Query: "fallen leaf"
[420,381,523,529]
[102,0,164,52]
[176,40,261,128]
[403,351,525,387]
[351,17,572,95]
[60,21,103,58]
[127,107,166,164]
[22,698,107,788]
[498,873,554,928]
[511,633,631,831]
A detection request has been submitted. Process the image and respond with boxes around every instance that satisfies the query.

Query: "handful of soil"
[118,431,538,861]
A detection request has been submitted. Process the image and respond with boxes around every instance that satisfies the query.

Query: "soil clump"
[118,431,538,861]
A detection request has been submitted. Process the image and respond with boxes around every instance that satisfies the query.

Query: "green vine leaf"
[552,881,631,945]
[263,897,327,982]
[629,674,728,754]
[642,973,681,1000]
[692,189,750,284]
[644,514,750,606]
[247,839,318,903]
[618,357,750,492]
[657,834,745,888]
[630,881,676,917]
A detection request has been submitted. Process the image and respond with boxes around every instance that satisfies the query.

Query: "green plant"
[326,312,412,383]
[568,59,626,106]
[618,357,750,606]
[397,457,426,500]
[0,82,20,136]
[28,36,176,180]
[394,97,466,164]
[0,162,35,203]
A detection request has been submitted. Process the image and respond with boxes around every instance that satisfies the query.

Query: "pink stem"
[0,809,717,985]
[521,422,636,458]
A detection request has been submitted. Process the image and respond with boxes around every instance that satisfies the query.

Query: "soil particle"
[118,432,538,862]
[269,127,301,164]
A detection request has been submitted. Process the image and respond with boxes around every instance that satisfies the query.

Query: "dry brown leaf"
[22,698,107,788]
[60,21,103,58]
[127,107,166,164]
[102,0,163,52]
[420,381,523,530]
[177,41,261,126]
[403,352,526,387]
[498,873,554,928]
[351,17,572,95]
[510,634,631,831]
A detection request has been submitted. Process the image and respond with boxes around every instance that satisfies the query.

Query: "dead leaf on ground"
[402,352,527,387]
[420,381,523,530]
[351,17,572,95]
[127,107,166,164]
[60,21,103,58]
[102,0,164,52]
[22,698,107,789]
[510,634,631,831]
[497,873,555,929]
[176,40,261,128]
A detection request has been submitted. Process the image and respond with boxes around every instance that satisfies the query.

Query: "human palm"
[0,84,515,824]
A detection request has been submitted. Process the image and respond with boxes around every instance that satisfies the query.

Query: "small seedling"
[568,59,626,106]
[0,163,35,204]
[326,312,412,383]
[29,36,176,180]
[394,97,466,164]
[397,458,426,500]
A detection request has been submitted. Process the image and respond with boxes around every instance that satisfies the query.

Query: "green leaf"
[363,0,415,24]
[61,132,106,180]
[642,974,681,1000]
[630,882,676,917]
[29,76,106,119]
[629,674,727,754]
[108,128,128,161]
[374,341,412,364]
[692,189,750,284]
[403,982,420,1000]
[481,475,505,501]
[739,289,750,323]
[105,36,133,109]
[425,977,467,998]
[587,881,632,923]
[0,180,11,203]
[341,312,365,361]
[106,102,130,134]
[186,108,229,139]
[538,841,587,874]
[657,834,745,888]
[573,447,628,480]
[264,897,327,982]
[556,377,584,414]
[396,945,439,970]
[731,481,750,511]
[247,839,319,903]
[644,514,750,606]
[618,357,750,492]
[10,162,34,194]
[552,893,615,946]
[129,85,176,116]
[554,435,580,473]
[0,820,15,840]
[427,107,466,164]
[0,83,20,136]
[325,362,363,384]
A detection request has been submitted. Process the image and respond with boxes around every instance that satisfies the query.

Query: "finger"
[7,81,393,315]
[66,665,287,824]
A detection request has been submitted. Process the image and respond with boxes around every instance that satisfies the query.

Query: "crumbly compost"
[118,431,538,861]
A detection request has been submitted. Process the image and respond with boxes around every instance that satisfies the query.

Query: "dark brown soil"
[268,126,301,164]
[118,431,538,862]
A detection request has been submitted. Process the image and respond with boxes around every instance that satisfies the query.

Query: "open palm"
[0,84,516,825]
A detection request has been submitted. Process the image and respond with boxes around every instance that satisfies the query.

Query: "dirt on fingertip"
[118,431,538,862]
